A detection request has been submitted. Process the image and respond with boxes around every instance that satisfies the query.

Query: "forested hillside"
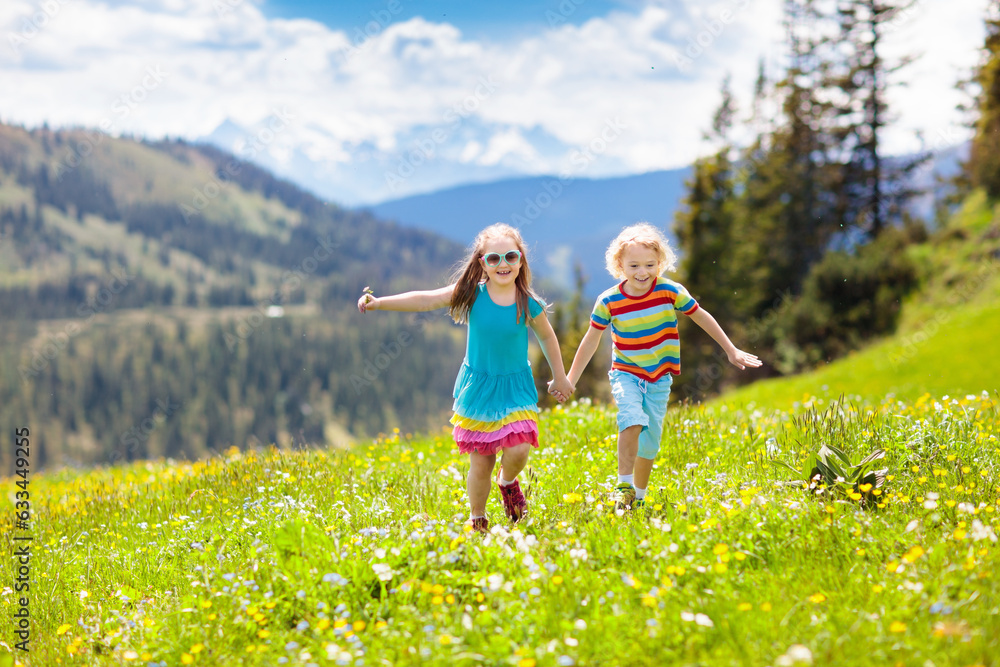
[0,123,468,473]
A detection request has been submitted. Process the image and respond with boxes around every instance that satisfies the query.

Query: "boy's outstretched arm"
[688,308,763,370]
[566,326,604,388]
[357,284,455,313]
[529,312,574,401]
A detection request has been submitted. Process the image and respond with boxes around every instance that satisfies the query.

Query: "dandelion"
[181,655,194,665]
[889,621,906,633]
[56,624,71,635]
[737,602,752,611]
[808,593,826,604]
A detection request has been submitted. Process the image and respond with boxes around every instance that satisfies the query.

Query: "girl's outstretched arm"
[528,311,574,401]
[687,308,763,370]
[357,284,456,313]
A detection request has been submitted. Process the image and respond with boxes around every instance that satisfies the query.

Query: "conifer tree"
[968,4,1000,198]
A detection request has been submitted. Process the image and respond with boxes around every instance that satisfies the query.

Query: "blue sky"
[0,0,989,204]
[263,0,625,40]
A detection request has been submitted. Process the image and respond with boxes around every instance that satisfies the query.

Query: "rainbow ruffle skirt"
[450,362,539,455]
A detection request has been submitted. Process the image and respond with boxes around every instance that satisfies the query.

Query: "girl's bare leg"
[468,451,497,516]
[498,442,530,482]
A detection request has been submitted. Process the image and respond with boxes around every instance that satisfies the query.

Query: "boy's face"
[620,243,660,295]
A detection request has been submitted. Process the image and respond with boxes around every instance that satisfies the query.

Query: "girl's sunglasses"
[481,250,522,268]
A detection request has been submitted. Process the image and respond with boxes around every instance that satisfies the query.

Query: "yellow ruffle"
[450,408,538,431]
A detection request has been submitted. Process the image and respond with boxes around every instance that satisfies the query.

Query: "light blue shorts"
[609,370,672,459]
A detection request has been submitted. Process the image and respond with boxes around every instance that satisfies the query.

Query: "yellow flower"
[734,552,746,561]
[551,576,563,585]
[808,593,826,604]
[200,600,212,609]
[353,620,366,632]
[641,596,657,608]
[431,596,443,605]
[713,544,729,555]
[737,602,752,611]
[190,644,204,654]
[439,634,453,645]
[56,624,72,635]
[257,629,270,639]
[181,654,194,665]
[889,621,906,633]
[518,659,537,667]
[760,602,772,612]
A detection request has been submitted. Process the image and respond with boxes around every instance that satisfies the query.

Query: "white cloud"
[0,0,987,197]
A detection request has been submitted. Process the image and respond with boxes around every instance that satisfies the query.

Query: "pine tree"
[827,0,923,236]
[968,4,1000,198]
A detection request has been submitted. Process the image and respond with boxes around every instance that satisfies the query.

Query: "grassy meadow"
[3,193,999,666]
[2,389,998,666]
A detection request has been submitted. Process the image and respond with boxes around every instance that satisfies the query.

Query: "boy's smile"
[620,243,660,296]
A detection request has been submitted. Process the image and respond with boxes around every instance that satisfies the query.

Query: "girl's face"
[620,243,660,295]
[479,235,522,287]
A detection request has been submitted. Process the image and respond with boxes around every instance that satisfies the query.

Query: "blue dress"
[451,283,543,454]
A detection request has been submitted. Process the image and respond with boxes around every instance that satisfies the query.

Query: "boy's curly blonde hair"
[605,222,677,279]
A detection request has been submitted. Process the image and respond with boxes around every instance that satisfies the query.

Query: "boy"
[557,223,761,510]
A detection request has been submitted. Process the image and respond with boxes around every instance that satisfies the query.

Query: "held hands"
[547,377,575,404]
[727,348,763,371]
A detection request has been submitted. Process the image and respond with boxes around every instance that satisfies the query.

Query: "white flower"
[371,563,394,582]
[971,519,998,543]
[776,644,813,666]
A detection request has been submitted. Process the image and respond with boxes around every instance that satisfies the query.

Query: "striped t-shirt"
[590,277,699,381]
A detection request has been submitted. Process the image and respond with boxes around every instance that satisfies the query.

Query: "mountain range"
[201,116,968,295]
[367,168,691,294]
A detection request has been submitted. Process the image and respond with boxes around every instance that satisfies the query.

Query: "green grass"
[2,394,998,666]
[716,298,1000,411]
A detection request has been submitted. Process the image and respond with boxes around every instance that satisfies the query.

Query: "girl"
[358,223,574,532]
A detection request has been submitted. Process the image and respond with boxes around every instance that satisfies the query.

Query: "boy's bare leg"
[634,456,655,490]
[468,451,497,516]
[617,425,642,477]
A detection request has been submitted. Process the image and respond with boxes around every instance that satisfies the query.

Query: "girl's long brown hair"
[448,223,545,325]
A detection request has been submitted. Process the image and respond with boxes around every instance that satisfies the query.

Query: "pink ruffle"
[453,419,538,443]
[455,426,539,455]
